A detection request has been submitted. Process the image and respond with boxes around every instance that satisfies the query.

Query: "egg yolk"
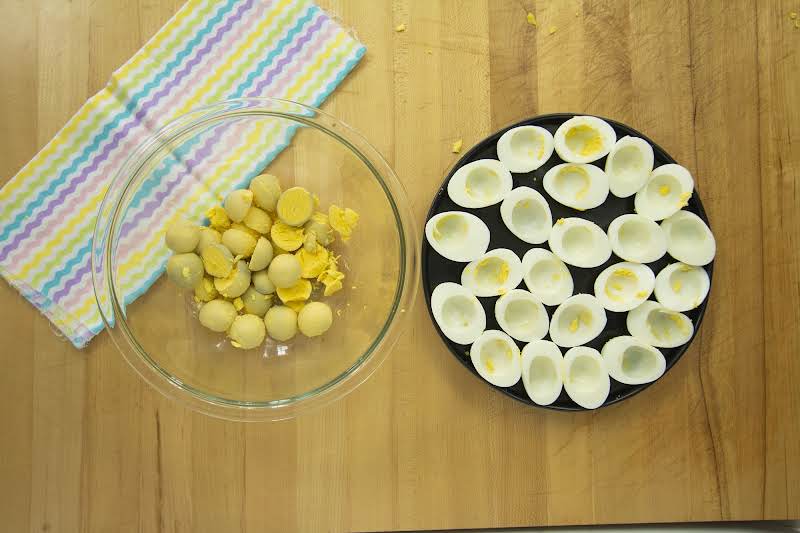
[296,245,329,278]
[232,297,245,311]
[277,187,314,226]
[485,358,496,374]
[672,281,682,292]
[276,279,312,303]
[207,206,231,230]
[678,191,691,207]
[614,268,637,278]
[556,218,565,225]
[565,124,603,156]
[329,205,360,241]
[635,290,648,298]
[270,221,305,251]
[568,317,579,332]
[474,258,509,285]
[317,255,345,296]
[658,185,671,196]
[286,301,306,313]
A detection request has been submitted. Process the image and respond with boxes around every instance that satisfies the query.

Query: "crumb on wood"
[549,25,557,35]
[526,12,537,27]
[395,23,406,32]
[451,139,463,153]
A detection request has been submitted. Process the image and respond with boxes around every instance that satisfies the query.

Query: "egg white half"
[660,210,716,266]
[494,289,549,342]
[470,330,522,387]
[563,346,610,409]
[654,262,710,312]
[554,116,617,164]
[605,136,654,198]
[549,294,607,348]
[500,187,552,244]
[447,159,513,208]
[549,218,612,268]
[543,163,609,210]
[431,282,486,345]
[635,164,694,221]
[627,300,694,348]
[461,248,524,297]
[593,262,655,312]
[601,336,665,385]
[497,126,554,173]
[521,340,564,406]
[425,211,490,262]
[607,213,667,264]
[521,248,574,306]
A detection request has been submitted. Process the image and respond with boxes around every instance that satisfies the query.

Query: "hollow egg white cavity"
[431,282,486,345]
[494,289,549,342]
[605,136,654,198]
[500,187,552,244]
[627,300,694,348]
[521,340,564,406]
[447,159,513,208]
[607,213,667,264]
[601,336,666,385]
[563,346,610,409]
[549,218,612,268]
[660,210,716,266]
[543,163,609,210]
[635,164,694,221]
[553,116,617,164]
[593,262,655,312]
[461,248,523,297]
[470,330,522,387]
[549,294,607,348]
[496,125,555,173]
[654,262,710,312]
[521,248,574,306]
[425,211,490,262]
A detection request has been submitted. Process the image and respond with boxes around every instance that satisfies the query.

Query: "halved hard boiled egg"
[549,294,607,348]
[521,340,563,406]
[635,164,694,221]
[425,211,490,262]
[554,116,617,164]
[593,262,655,312]
[627,300,694,348]
[470,330,522,387]
[494,289,549,342]
[447,159,513,208]
[461,248,523,297]
[496,126,554,173]
[549,218,612,268]
[543,163,609,210]
[431,282,486,345]
[654,262,710,312]
[500,187,552,244]
[660,210,716,266]
[607,213,667,264]
[521,248,574,306]
[563,346,610,409]
[601,336,666,385]
[605,136,654,198]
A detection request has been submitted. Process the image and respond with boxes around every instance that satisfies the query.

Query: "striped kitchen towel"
[0,0,365,348]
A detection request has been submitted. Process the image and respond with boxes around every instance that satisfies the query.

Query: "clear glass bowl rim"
[91,97,419,421]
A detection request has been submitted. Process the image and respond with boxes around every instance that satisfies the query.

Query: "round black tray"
[421,113,714,411]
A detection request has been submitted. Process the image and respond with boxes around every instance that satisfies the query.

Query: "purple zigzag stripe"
[245,12,325,97]
[0,0,254,264]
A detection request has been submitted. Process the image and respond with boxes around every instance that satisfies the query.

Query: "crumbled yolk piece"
[329,205,360,242]
[635,290,648,298]
[232,297,244,311]
[556,218,565,225]
[276,279,312,303]
[207,206,231,231]
[296,245,330,278]
[548,25,557,34]
[270,221,305,251]
[551,273,561,282]
[452,139,463,153]
[658,185,671,196]
[485,358,495,374]
[565,125,603,156]
[526,11,537,26]
[317,255,345,296]
[610,282,624,291]
[791,11,798,19]
[194,277,218,302]
[614,268,637,279]
[666,312,688,332]
[286,301,306,313]
[563,165,591,200]
[679,264,694,272]
[395,23,406,32]
[475,258,509,284]
[672,281,682,292]
[569,317,580,332]
[678,191,691,207]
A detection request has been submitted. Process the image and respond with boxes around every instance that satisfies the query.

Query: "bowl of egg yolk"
[91,98,419,421]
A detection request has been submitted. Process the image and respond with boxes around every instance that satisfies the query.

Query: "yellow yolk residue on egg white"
[679,264,694,272]
[562,165,590,200]
[614,268,637,279]
[552,273,561,281]
[296,245,329,278]
[635,290,648,298]
[673,280,682,292]
[329,205,360,241]
[658,185,671,196]
[556,218,565,225]
[475,258,509,285]
[485,358,496,374]
[432,214,467,242]
[566,125,603,156]
[276,279,312,303]
[678,191,692,207]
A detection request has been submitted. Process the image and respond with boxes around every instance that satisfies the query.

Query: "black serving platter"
[421,113,713,410]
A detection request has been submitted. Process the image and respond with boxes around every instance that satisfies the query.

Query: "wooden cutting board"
[0,1,798,531]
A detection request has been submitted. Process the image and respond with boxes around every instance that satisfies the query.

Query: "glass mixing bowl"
[92,98,418,421]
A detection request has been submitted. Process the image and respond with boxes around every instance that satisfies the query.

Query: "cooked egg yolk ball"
[165,219,200,253]
[214,260,251,298]
[193,276,218,302]
[195,227,221,253]
[250,173,282,212]
[329,205,359,241]
[276,187,314,226]
[298,302,333,337]
[242,286,273,316]
[270,221,304,251]
[276,279,312,303]
[243,206,273,234]
[198,299,237,332]
[224,189,253,223]
[285,301,306,313]
[264,305,298,341]
[207,206,231,231]
[228,314,266,349]
[252,269,276,294]
[222,228,257,257]
[268,254,302,289]
[201,243,234,278]
[166,252,204,289]
[248,237,274,271]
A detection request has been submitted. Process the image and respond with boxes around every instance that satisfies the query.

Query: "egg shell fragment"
[521,340,564,406]
[500,187,552,244]
[425,211,490,262]
[496,125,554,173]
[431,282,486,345]
[447,159,513,208]
[562,346,610,409]
[470,330,522,387]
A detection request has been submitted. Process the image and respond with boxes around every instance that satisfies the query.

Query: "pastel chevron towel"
[0,0,365,348]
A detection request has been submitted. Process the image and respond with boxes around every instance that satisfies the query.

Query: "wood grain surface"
[1,0,798,531]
